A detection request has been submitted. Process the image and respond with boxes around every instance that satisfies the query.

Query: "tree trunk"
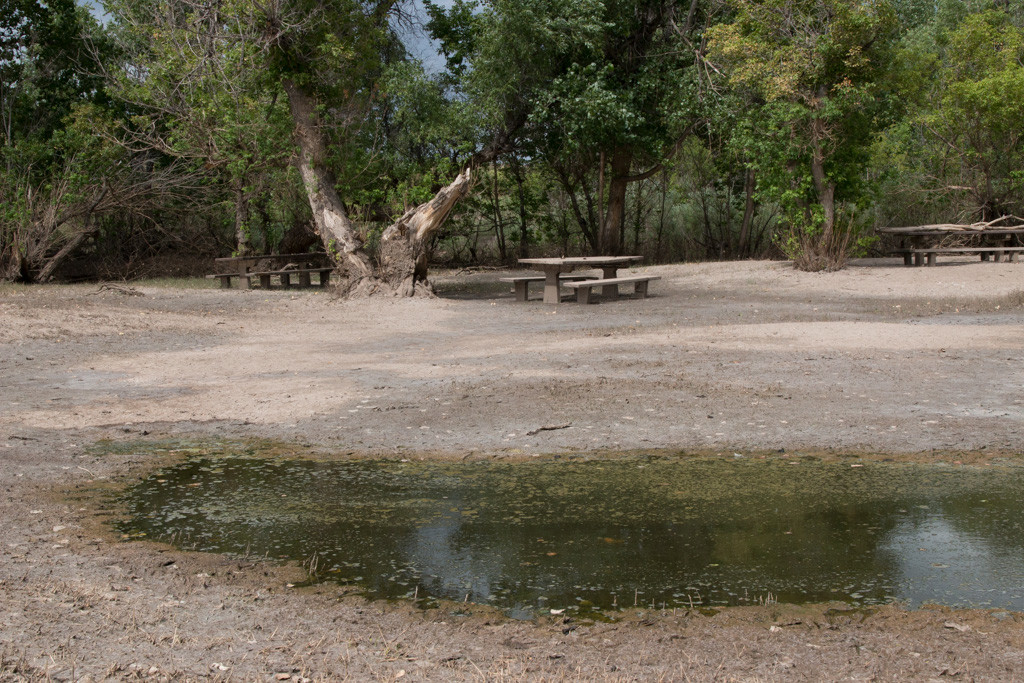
[234,181,253,256]
[810,117,835,239]
[376,168,475,297]
[491,160,507,263]
[284,78,516,296]
[738,168,756,257]
[510,156,530,259]
[655,169,667,260]
[282,78,374,289]
[553,164,599,252]
[34,182,109,283]
[600,148,633,255]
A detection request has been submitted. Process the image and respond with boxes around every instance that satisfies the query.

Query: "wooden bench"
[893,246,1024,266]
[208,252,331,288]
[562,275,661,304]
[499,274,598,302]
[206,272,244,288]
[248,267,333,288]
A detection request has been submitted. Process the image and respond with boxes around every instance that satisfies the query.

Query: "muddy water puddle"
[116,455,1024,617]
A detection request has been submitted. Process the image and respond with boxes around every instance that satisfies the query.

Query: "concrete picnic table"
[517,256,643,304]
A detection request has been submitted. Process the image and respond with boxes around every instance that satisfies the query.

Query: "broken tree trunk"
[374,167,475,297]
[284,77,519,296]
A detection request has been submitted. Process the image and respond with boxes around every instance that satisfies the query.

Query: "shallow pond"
[116,455,1024,617]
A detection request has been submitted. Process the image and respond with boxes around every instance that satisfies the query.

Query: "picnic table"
[878,226,1024,266]
[207,252,333,289]
[514,256,656,304]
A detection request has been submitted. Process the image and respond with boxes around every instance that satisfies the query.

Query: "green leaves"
[709,0,896,267]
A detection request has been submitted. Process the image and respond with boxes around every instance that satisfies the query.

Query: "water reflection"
[116,456,1024,614]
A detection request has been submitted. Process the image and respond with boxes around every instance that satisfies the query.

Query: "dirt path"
[2,258,1024,680]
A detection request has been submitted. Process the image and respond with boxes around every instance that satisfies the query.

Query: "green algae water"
[116,455,1024,616]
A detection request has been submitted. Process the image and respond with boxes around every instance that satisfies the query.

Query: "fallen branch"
[526,423,572,436]
[88,283,144,296]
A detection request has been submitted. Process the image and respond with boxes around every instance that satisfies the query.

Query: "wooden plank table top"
[878,226,1024,235]
[214,252,327,265]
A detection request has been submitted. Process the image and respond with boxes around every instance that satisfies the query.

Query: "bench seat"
[205,273,239,288]
[562,275,661,304]
[499,274,598,301]
[208,252,330,288]
[247,267,334,288]
[892,246,1024,266]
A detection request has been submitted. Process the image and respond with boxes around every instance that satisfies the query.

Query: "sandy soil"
[2,257,1024,681]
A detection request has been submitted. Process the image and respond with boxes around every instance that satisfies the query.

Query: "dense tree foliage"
[4,0,1024,283]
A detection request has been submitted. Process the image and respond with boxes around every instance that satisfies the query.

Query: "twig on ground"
[526,423,572,436]
[88,283,144,296]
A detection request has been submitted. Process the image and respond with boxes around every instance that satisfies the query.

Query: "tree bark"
[283,78,517,296]
[234,181,253,256]
[510,155,530,259]
[738,168,756,257]
[600,148,634,255]
[376,167,475,297]
[282,78,374,289]
[810,117,835,240]
[491,160,507,263]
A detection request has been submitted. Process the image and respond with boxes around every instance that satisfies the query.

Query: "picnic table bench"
[207,252,332,289]
[499,274,598,301]
[563,275,661,304]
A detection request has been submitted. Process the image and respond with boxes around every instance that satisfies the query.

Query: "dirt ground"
[2,257,1024,681]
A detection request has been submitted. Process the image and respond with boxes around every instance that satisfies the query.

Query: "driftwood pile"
[882,216,1024,233]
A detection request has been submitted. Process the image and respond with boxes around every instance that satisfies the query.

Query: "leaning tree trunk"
[284,78,491,297]
[282,79,374,290]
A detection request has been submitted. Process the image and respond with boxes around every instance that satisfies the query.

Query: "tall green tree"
[709,0,897,270]
[106,0,298,256]
[920,10,1024,221]
[0,0,162,282]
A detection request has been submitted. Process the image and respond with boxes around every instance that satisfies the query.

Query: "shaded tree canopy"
[6,0,1024,283]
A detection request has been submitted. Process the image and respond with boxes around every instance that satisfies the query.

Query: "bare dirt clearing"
[2,258,1024,680]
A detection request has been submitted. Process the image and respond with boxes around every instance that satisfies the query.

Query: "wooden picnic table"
[517,256,644,303]
[877,226,1024,266]
[209,252,331,288]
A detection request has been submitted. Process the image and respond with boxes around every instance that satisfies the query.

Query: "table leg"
[600,266,619,299]
[238,268,251,288]
[543,269,562,304]
[911,236,925,266]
